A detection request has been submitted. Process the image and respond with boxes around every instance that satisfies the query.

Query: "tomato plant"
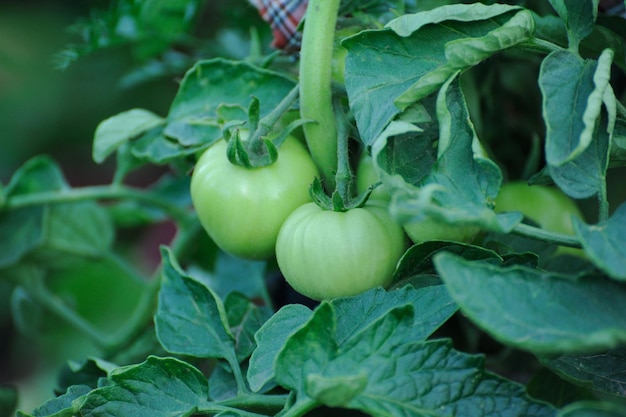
[190,135,318,260]
[276,201,406,300]
[2,1,626,417]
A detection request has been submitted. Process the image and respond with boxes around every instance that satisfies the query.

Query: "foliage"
[2,0,626,416]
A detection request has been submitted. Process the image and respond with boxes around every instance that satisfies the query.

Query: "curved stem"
[280,398,319,417]
[511,223,582,248]
[300,0,340,190]
[217,393,289,415]
[4,184,193,225]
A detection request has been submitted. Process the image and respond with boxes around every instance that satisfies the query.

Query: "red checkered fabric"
[250,0,309,52]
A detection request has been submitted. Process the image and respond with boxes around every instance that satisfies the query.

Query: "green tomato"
[275,201,407,300]
[494,182,584,236]
[190,136,318,260]
[403,218,479,245]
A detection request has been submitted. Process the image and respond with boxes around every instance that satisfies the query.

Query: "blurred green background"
[0,1,268,412]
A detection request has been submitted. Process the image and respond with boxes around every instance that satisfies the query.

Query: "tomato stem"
[300,0,340,190]
[333,97,354,206]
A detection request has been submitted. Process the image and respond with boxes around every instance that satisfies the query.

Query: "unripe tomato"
[275,201,407,300]
[190,136,318,260]
[403,219,479,245]
[494,182,584,236]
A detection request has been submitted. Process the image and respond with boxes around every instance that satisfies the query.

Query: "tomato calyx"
[224,85,311,169]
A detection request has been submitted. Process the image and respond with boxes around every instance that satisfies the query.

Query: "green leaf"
[573,203,626,281]
[43,202,115,258]
[331,285,458,345]
[274,303,337,392]
[247,304,312,393]
[344,339,555,417]
[557,401,626,417]
[190,251,267,301]
[434,252,626,354]
[79,356,210,417]
[0,207,44,269]
[0,157,114,269]
[345,7,531,144]
[92,109,164,164]
[527,368,595,408]
[129,126,198,165]
[540,49,614,167]
[393,241,499,278]
[548,0,598,49]
[165,58,296,148]
[224,292,273,362]
[386,3,522,36]
[546,348,626,398]
[154,247,235,359]
[548,108,611,199]
[18,385,90,417]
[5,156,66,196]
[382,76,509,234]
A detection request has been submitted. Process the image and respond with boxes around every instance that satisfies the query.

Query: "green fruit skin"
[494,182,583,235]
[403,219,479,245]
[275,201,407,300]
[190,137,318,260]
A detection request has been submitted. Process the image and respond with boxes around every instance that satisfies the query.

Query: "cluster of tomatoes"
[191,134,583,301]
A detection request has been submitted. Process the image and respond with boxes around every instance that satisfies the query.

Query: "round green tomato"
[403,218,479,245]
[495,182,583,235]
[275,201,407,300]
[190,136,318,260]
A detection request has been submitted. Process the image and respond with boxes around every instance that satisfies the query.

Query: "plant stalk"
[300,0,340,190]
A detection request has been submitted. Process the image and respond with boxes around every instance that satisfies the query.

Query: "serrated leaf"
[573,203,626,281]
[386,3,522,36]
[331,285,458,345]
[79,356,210,417]
[345,340,555,417]
[165,58,296,148]
[247,304,312,392]
[92,109,164,164]
[154,248,235,360]
[540,49,614,167]
[434,252,626,354]
[547,348,626,398]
